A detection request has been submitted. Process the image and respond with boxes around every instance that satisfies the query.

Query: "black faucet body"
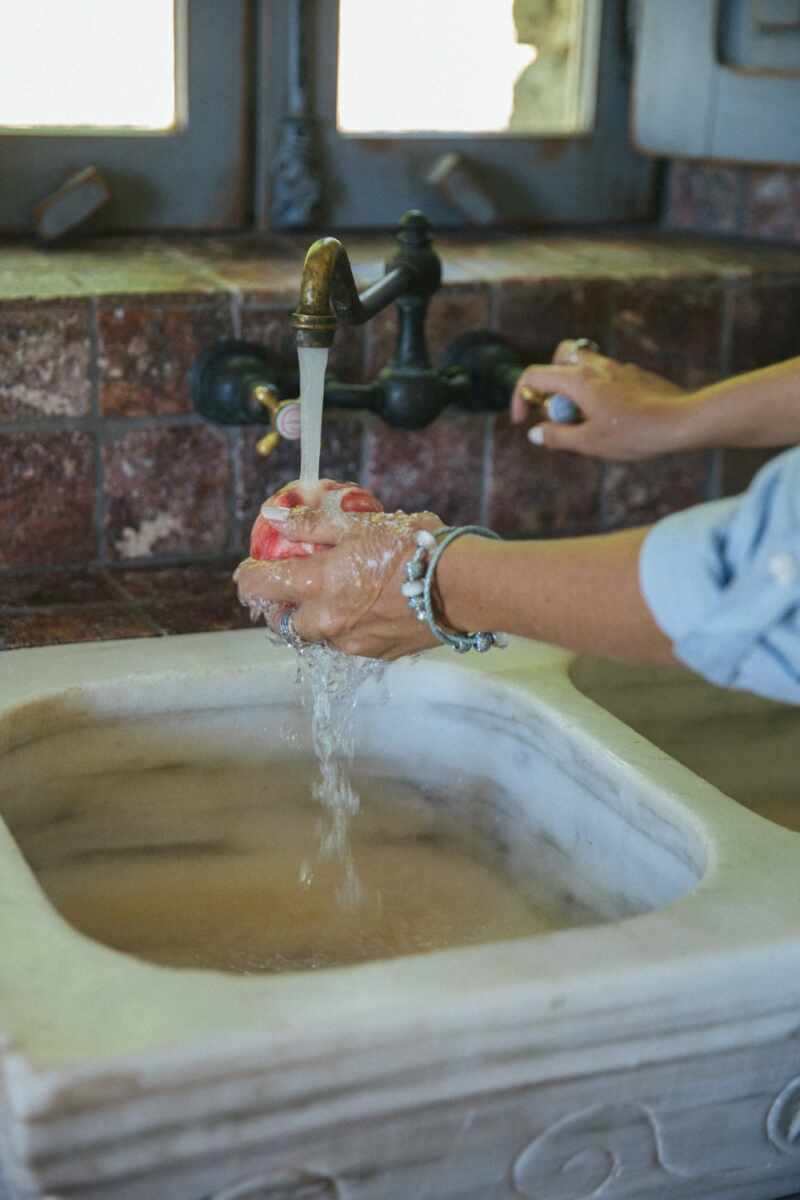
[191,211,526,438]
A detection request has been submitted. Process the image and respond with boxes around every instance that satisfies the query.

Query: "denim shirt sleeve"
[639,446,800,704]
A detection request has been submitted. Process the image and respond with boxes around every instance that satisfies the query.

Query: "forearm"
[437,529,676,665]
[676,356,800,451]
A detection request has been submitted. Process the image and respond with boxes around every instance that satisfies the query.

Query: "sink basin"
[1,632,799,1200]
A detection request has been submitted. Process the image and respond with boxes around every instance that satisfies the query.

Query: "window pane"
[337,0,598,135]
[0,0,176,131]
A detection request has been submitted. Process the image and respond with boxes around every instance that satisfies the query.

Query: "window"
[336,0,598,136]
[0,1,177,131]
[0,0,250,232]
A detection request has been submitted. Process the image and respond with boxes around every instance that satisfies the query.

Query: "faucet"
[291,210,440,349]
[191,210,528,453]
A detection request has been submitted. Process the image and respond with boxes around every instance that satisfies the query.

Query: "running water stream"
[298,346,329,486]
[285,346,380,903]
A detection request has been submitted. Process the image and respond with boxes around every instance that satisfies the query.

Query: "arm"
[436,528,675,665]
[512,345,800,461]
[235,447,800,702]
[236,510,673,665]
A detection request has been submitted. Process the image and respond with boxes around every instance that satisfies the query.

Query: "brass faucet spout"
[291,236,413,348]
[290,210,441,349]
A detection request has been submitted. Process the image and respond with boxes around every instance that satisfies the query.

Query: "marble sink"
[1,631,799,1200]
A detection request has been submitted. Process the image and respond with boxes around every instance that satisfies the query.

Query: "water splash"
[247,600,382,905]
[297,642,384,905]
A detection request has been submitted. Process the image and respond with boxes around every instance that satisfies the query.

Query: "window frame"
[0,0,253,234]
[258,0,656,231]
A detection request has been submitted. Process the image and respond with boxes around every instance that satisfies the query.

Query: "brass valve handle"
[252,384,302,457]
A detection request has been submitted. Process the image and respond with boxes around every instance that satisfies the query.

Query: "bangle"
[401,525,508,654]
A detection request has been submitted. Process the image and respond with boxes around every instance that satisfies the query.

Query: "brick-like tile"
[235,414,364,551]
[743,169,800,243]
[490,279,611,363]
[362,410,485,526]
[240,306,364,383]
[111,561,239,600]
[720,447,781,497]
[601,453,710,530]
[102,424,230,561]
[98,297,232,417]
[1,607,159,650]
[0,300,91,420]
[487,414,602,536]
[364,285,491,377]
[610,280,724,383]
[0,568,117,608]
[144,593,250,635]
[0,432,96,568]
[665,161,742,234]
[730,282,800,373]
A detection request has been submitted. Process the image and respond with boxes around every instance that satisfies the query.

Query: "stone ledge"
[1,229,800,304]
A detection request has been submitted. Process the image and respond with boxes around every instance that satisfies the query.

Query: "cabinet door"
[634,0,800,165]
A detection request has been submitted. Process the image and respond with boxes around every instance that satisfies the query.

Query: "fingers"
[259,504,344,547]
[234,556,320,607]
[527,421,588,453]
[552,338,607,368]
[512,364,589,427]
[511,380,544,424]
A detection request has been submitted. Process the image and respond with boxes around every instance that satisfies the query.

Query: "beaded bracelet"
[401,525,508,653]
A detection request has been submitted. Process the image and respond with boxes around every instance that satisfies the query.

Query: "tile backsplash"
[666,161,800,244]
[1,232,799,574]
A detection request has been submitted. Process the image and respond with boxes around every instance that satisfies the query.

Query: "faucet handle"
[254,386,302,457]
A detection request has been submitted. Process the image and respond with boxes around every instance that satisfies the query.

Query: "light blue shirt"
[640,446,800,704]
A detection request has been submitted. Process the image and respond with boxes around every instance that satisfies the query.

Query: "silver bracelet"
[401,526,507,654]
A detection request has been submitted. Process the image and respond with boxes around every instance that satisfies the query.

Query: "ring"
[278,607,306,650]
[567,337,600,362]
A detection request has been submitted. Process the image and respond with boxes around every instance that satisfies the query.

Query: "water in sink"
[3,741,599,976]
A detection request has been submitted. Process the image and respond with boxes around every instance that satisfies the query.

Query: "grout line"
[227,427,243,556]
[87,297,106,564]
[597,462,610,531]
[719,282,736,379]
[358,413,372,486]
[0,553,239,579]
[0,412,208,435]
[479,414,494,527]
[230,289,243,339]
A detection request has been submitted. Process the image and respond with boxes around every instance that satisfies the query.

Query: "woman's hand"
[511,340,692,461]
[235,506,444,660]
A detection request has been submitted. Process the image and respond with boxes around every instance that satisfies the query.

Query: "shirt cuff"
[639,499,739,652]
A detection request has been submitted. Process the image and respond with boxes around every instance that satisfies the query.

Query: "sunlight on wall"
[337,0,536,133]
[0,0,175,130]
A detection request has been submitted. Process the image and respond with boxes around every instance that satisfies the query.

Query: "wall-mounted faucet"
[191,210,528,456]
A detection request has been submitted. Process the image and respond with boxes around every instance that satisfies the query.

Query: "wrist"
[434,534,503,634]
[656,391,708,453]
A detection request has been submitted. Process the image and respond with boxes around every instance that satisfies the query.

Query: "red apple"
[250,479,384,561]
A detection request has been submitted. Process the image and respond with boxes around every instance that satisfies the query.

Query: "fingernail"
[260,505,289,521]
[528,426,545,446]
